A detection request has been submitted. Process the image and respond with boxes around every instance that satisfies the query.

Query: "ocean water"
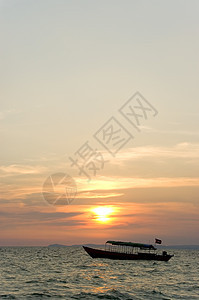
[0,247,198,299]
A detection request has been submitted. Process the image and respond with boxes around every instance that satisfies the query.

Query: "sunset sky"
[1,0,199,246]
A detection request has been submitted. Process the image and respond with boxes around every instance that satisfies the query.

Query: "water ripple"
[0,247,198,299]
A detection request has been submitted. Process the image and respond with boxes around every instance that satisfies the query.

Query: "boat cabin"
[105,240,157,254]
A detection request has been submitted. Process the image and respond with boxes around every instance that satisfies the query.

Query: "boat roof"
[106,240,156,250]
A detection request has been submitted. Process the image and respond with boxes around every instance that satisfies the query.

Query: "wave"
[71,289,136,300]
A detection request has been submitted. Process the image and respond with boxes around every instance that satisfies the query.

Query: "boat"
[83,240,174,261]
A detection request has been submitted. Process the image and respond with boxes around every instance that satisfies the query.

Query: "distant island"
[48,244,199,250]
[48,243,104,248]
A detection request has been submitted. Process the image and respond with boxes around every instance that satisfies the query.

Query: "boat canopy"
[106,241,156,250]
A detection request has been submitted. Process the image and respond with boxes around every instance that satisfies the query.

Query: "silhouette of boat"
[83,240,173,261]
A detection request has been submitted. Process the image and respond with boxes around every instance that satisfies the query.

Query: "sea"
[0,247,198,299]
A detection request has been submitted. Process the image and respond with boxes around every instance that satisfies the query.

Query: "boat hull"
[83,246,173,261]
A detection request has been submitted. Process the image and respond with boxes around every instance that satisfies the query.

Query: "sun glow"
[91,206,115,223]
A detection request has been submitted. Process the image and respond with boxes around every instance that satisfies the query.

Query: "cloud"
[0,164,46,175]
[111,143,199,163]
[139,125,199,137]
[0,210,82,219]
[1,171,199,208]
[0,109,21,120]
[0,210,85,229]
[76,175,199,192]
[1,142,199,206]
[77,191,124,199]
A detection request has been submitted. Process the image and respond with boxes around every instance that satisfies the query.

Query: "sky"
[0,0,199,246]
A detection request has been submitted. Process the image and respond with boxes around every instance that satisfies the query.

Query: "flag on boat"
[155,238,162,244]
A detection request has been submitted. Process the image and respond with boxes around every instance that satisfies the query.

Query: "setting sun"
[91,206,115,223]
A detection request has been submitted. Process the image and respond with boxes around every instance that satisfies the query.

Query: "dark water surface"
[0,247,198,299]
